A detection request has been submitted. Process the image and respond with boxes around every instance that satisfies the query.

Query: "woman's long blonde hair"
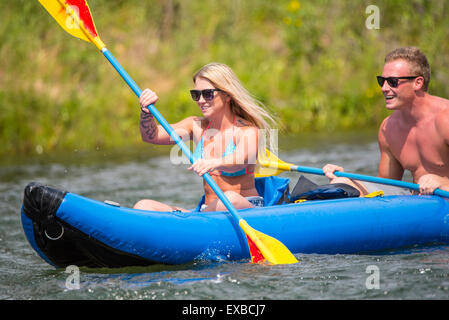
[193,63,276,131]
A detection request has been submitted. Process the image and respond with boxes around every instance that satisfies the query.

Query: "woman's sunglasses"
[376,76,419,88]
[190,89,222,101]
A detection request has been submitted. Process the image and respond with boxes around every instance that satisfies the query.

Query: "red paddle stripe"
[65,0,98,37]
[246,235,265,263]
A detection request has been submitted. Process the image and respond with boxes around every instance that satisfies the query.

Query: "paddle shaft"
[289,164,449,198]
[101,48,245,222]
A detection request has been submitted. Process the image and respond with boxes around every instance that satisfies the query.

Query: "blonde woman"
[134,63,276,212]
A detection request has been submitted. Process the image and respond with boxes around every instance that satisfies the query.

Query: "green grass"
[1,0,448,156]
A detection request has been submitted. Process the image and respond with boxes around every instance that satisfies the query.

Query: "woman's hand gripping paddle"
[256,150,449,198]
[37,0,299,265]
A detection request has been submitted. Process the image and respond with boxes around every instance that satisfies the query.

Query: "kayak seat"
[289,175,360,202]
[254,176,290,206]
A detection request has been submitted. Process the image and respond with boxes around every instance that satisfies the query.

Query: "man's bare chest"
[388,126,449,175]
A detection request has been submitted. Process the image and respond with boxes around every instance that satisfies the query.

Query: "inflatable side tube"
[21,182,158,268]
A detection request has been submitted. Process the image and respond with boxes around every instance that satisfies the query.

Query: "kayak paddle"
[37,0,298,265]
[256,149,449,198]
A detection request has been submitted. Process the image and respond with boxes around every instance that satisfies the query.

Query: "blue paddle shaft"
[101,48,244,221]
[291,165,449,198]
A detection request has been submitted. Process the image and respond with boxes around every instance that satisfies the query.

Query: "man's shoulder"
[379,113,395,132]
[421,94,448,112]
[433,98,449,138]
[431,94,449,105]
[377,113,402,147]
[436,101,449,117]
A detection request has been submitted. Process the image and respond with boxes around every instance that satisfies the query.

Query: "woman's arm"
[139,88,194,145]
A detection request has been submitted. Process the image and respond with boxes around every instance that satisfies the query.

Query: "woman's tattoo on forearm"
[140,112,157,140]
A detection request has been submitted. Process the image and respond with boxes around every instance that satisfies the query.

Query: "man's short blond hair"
[385,47,431,91]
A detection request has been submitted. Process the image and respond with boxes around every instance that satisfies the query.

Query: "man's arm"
[436,107,449,191]
[418,107,449,193]
[436,106,449,151]
[377,118,405,180]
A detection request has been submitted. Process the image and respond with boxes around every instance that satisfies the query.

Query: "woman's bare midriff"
[203,172,258,205]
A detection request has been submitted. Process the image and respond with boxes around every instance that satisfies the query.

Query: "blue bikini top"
[192,116,253,177]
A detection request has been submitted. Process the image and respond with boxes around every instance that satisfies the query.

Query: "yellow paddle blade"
[255,149,294,177]
[239,219,299,265]
[38,0,105,50]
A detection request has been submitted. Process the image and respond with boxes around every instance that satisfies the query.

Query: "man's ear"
[414,76,425,91]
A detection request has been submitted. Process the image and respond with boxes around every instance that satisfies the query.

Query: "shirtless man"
[323,47,449,195]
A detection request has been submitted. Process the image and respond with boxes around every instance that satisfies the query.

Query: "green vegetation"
[1,0,448,156]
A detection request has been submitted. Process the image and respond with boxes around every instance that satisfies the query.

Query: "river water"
[1,131,448,301]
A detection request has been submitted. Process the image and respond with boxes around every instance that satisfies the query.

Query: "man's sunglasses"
[376,76,419,88]
[190,89,222,101]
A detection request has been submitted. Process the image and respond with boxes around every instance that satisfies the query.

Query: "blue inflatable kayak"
[21,181,449,268]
